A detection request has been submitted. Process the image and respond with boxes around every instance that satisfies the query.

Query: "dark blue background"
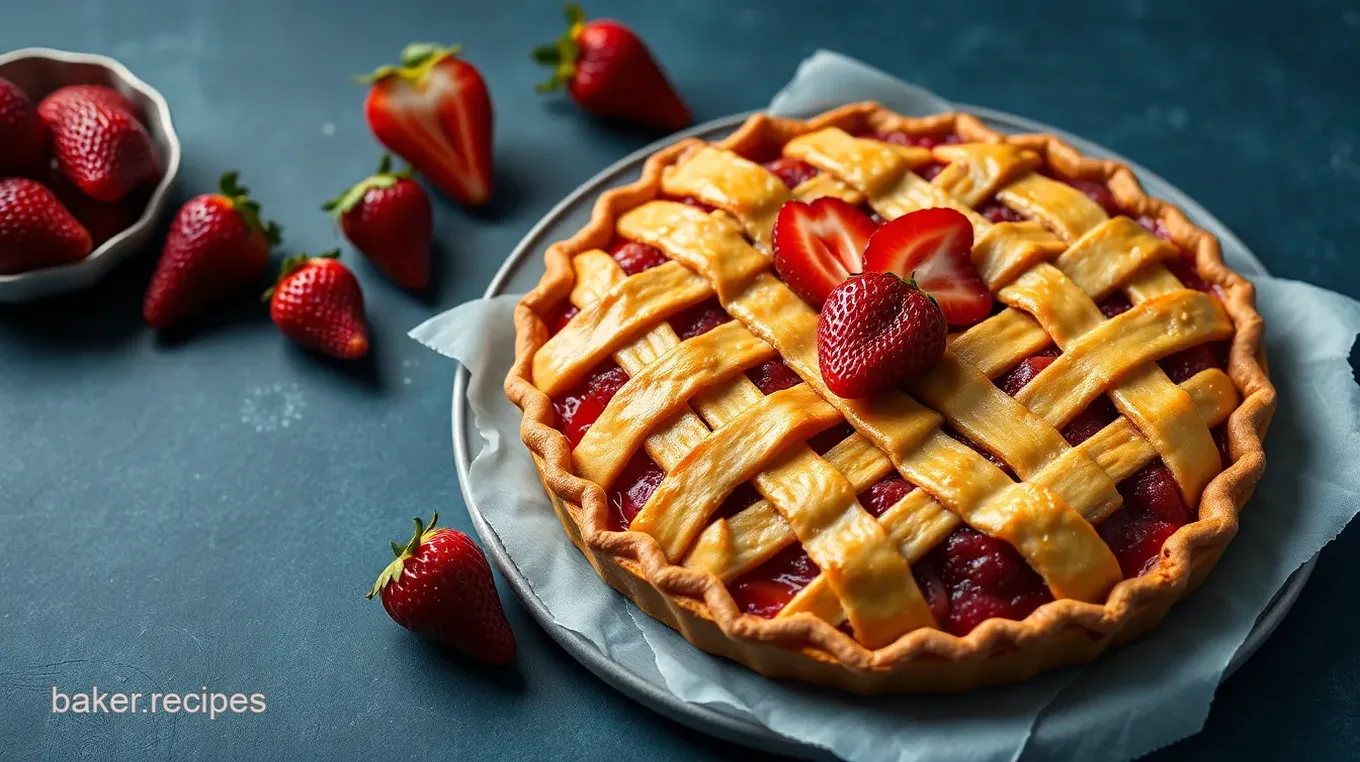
[2,1,1357,759]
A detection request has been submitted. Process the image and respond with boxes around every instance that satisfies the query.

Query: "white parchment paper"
[412,52,1360,762]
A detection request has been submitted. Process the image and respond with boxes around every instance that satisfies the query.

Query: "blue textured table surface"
[2,1,1357,760]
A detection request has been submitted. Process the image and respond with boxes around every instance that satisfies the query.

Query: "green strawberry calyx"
[357,43,464,85]
[321,155,411,220]
[366,512,443,599]
[218,171,283,247]
[904,272,942,313]
[531,4,587,93]
[261,249,341,302]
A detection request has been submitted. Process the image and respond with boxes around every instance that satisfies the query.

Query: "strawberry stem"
[366,512,442,599]
[321,155,409,219]
[218,171,283,247]
[532,3,586,93]
[357,43,464,84]
[262,249,341,302]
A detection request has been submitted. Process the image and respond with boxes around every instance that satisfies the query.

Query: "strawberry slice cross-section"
[863,207,993,327]
[771,197,878,309]
[361,43,494,208]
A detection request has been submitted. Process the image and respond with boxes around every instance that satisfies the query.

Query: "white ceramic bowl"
[0,48,181,302]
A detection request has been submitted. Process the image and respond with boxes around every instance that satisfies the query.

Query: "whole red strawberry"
[367,512,517,666]
[0,76,50,174]
[144,172,280,329]
[361,43,493,208]
[44,84,139,115]
[323,155,432,289]
[0,177,92,274]
[266,251,369,359]
[38,84,161,202]
[817,272,946,398]
[533,4,691,132]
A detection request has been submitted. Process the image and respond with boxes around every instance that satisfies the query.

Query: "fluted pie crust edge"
[504,102,1276,693]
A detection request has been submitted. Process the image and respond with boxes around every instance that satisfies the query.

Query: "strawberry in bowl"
[0,48,180,302]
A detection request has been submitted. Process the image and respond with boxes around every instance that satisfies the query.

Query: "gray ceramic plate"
[450,108,1314,759]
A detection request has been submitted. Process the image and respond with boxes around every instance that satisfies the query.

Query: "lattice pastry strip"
[617,201,1122,603]
[563,251,935,647]
[711,368,1240,627]
[660,150,1126,521]
[775,128,1226,506]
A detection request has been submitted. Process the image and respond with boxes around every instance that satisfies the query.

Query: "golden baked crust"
[504,102,1276,693]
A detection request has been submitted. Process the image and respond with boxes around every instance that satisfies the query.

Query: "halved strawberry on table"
[862,207,992,327]
[771,197,877,309]
[360,43,493,208]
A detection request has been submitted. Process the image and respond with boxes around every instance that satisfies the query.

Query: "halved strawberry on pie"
[862,207,993,328]
[771,197,878,309]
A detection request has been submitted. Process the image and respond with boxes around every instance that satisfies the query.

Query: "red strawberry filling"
[715,481,763,521]
[1165,255,1214,294]
[859,475,914,517]
[609,239,670,274]
[747,357,803,394]
[1160,342,1225,384]
[1137,215,1173,242]
[1061,397,1122,446]
[916,162,947,181]
[607,451,665,530]
[667,195,717,213]
[1001,355,1121,447]
[762,157,821,189]
[978,201,1026,224]
[552,363,630,448]
[1064,178,1121,217]
[1098,292,1133,318]
[946,428,1014,477]
[1099,460,1192,577]
[861,130,962,149]
[546,302,580,335]
[670,298,731,339]
[995,347,1061,397]
[730,544,821,619]
[923,527,1055,636]
[806,422,856,455]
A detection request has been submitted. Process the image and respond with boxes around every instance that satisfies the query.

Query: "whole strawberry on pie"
[360,43,493,208]
[817,272,946,399]
[533,3,691,132]
[323,155,433,290]
[507,103,1273,693]
[368,513,516,666]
